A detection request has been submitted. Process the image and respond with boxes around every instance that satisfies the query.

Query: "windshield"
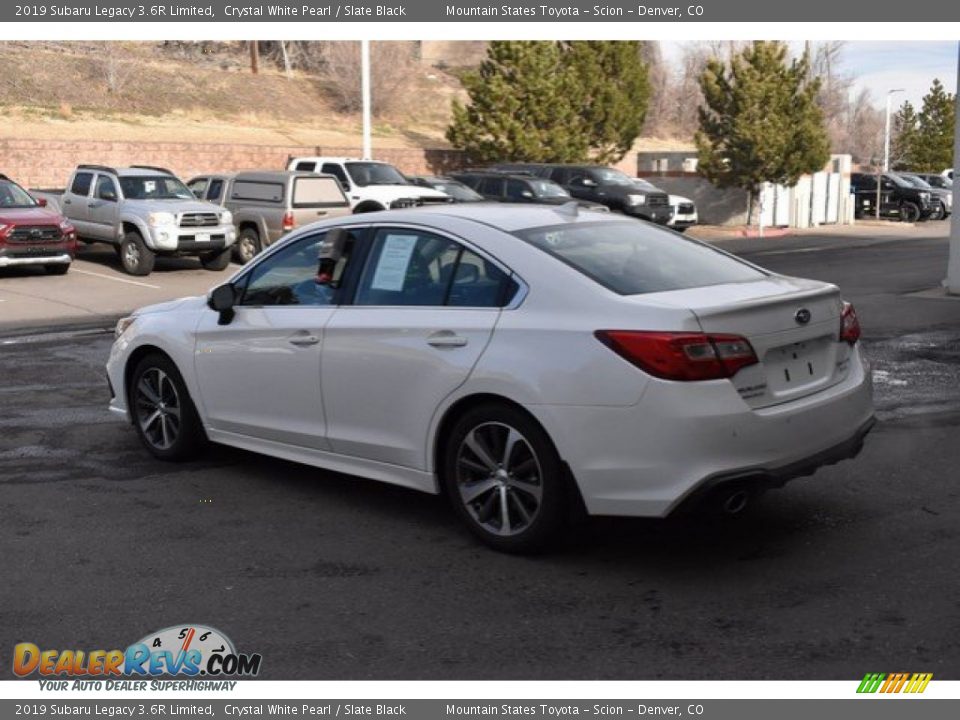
[515,221,765,295]
[899,174,933,190]
[924,175,951,189]
[119,176,194,200]
[530,179,570,198]
[0,179,39,208]
[885,174,913,189]
[591,168,636,186]
[432,181,484,202]
[346,162,409,187]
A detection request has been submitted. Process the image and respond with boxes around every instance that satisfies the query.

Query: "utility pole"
[249,41,259,75]
[945,44,960,294]
[361,40,372,160]
[877,88,905,220]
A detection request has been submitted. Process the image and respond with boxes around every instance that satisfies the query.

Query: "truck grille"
[389,198,418,209]
[677,202,695,214]
[418,196,454,205]
[648,195,670,207]
[179,213,220,228]
[8,225,62,243]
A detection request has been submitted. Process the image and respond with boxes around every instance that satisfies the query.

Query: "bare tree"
[99,44,135,94]
[320,41,416,116]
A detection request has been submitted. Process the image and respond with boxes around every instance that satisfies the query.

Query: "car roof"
[291,157,390,165]
[234,170,336,182]
[343,202,619,233]
[113,168,172,177]
[454,171,537,181]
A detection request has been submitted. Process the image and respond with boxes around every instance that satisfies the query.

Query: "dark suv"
[491,163,672,224]
[897,172,951,220]
[450,171,607,211]
[850,172,932,223]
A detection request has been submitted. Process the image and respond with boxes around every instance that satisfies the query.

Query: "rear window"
[514,221,765,295]
[232,181,284,203]
[292,177,348,208]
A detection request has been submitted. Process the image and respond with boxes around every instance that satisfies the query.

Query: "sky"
[661,41,958,110]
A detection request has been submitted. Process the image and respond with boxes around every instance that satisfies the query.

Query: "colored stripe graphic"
[857,672,932,694]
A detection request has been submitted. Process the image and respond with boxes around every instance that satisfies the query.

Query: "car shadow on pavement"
[76,242,214,273]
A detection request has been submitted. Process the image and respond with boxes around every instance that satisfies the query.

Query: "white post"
[361,40,372,161]
[883,88,904,172]
[945,44,960,294]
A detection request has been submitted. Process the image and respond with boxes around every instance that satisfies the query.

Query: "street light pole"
[877,88,905,220]
[361,40,372,161]
[945,44,960,294]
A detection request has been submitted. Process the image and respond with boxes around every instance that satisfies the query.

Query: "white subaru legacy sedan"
[107,204,874,552]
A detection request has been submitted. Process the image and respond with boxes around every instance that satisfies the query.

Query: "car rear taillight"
[282,211,295,232]
[595,330,758,381]
[840,302,861,345]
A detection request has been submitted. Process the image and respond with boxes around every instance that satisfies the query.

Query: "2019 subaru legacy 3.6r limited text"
[107,204,874,552]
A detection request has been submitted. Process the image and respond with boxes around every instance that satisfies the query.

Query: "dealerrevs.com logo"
[857,673,933,694]
[13,625,262,684]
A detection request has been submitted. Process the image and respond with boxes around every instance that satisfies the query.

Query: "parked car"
[896,172,951,220]
[286,157,451,213]
[662,190,698,232]
[911,172,953,191]
[409,175,486,203]
[107,204,874,553]
[34,165,236,276]
[491,163,673,224]
[0,173,77,275]
[849,172,932,222]
[450,170,608,211]
[189,170,352,264]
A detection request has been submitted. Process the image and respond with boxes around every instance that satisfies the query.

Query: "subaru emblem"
[795,308,812,325]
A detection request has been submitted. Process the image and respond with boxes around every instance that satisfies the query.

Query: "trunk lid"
[639,276,852,408]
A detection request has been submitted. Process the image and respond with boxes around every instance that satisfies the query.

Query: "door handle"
[315,210,328,216]
[427,331,468,348]
[288,334,320,347]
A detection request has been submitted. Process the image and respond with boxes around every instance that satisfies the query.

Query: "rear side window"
[207,179,224,201]
[295,161,317,172]
[479,177,505,196]
[293,177,348,208]
[321,163,349,187]
[549,168,569,184]
[232,181,284,203]
[71,172,93,196]
[515,221,765,295]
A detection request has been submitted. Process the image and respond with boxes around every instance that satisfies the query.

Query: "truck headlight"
[115,315,137,339]
[221,211,233,225]
[147,212,176,227]
[626,194,646,205]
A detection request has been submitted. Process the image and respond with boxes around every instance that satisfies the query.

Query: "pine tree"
[446,41,589,164]
[446,41,651,164]
[891,101,919,169]
[913,79,955,171]
[695,41,831,224]
[564,41,651,163]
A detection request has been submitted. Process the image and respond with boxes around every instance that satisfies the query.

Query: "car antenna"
[554,201,579,218]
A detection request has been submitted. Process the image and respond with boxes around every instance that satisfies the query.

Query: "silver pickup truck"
[35,165,236,276]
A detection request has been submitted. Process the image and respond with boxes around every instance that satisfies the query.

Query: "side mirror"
[207,283,237,325]
[581,178,597,188]
[338,180,350,192]
[316,227,348,286]
[35,197,48,207]
[521,190,534,199]
[192,190,203,199]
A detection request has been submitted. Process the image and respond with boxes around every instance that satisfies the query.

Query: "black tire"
[929,202,946,221]
[441,403,567,553]
[233,227,261,265]
[44,263,70,275]
[899,202,921,223]
[129,353,207,461]
[353,202,385,214]
[200,247,232,271]
[120,231,155,276]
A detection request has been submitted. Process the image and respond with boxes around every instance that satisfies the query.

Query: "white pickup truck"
[35,165,236,276]
[286,156,451,213]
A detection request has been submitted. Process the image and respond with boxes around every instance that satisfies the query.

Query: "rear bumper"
[527,344,875,517]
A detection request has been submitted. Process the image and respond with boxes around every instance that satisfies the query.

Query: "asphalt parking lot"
[2,224,960,680]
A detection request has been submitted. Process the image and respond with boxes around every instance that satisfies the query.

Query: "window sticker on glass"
[144,181,157,194]
[370,234,419,291]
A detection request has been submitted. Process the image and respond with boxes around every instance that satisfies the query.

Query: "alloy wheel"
[134,367,181,450]
[455,422,543,537]
[123,241,140,269]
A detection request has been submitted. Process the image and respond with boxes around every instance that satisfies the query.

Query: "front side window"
[188,178,208,199]
[355,229,515,308]
[207,179,225,202]
[239,231,352,307]
[515,221,765,296]
[96,175,117,201]
[506,179,531,201]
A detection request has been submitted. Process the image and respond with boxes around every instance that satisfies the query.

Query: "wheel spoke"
[477,490,499,524]
[508,476,542,502]
[137,376,161,406]
[458,456,490,475]
[509,490,532,525]
[160,415,172,448]
[464,430,499,473]
[510,456,538,480]
[498,486,511,534]
[461,477,499,504]
[502,428,522,468]
[141,409,162,431]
